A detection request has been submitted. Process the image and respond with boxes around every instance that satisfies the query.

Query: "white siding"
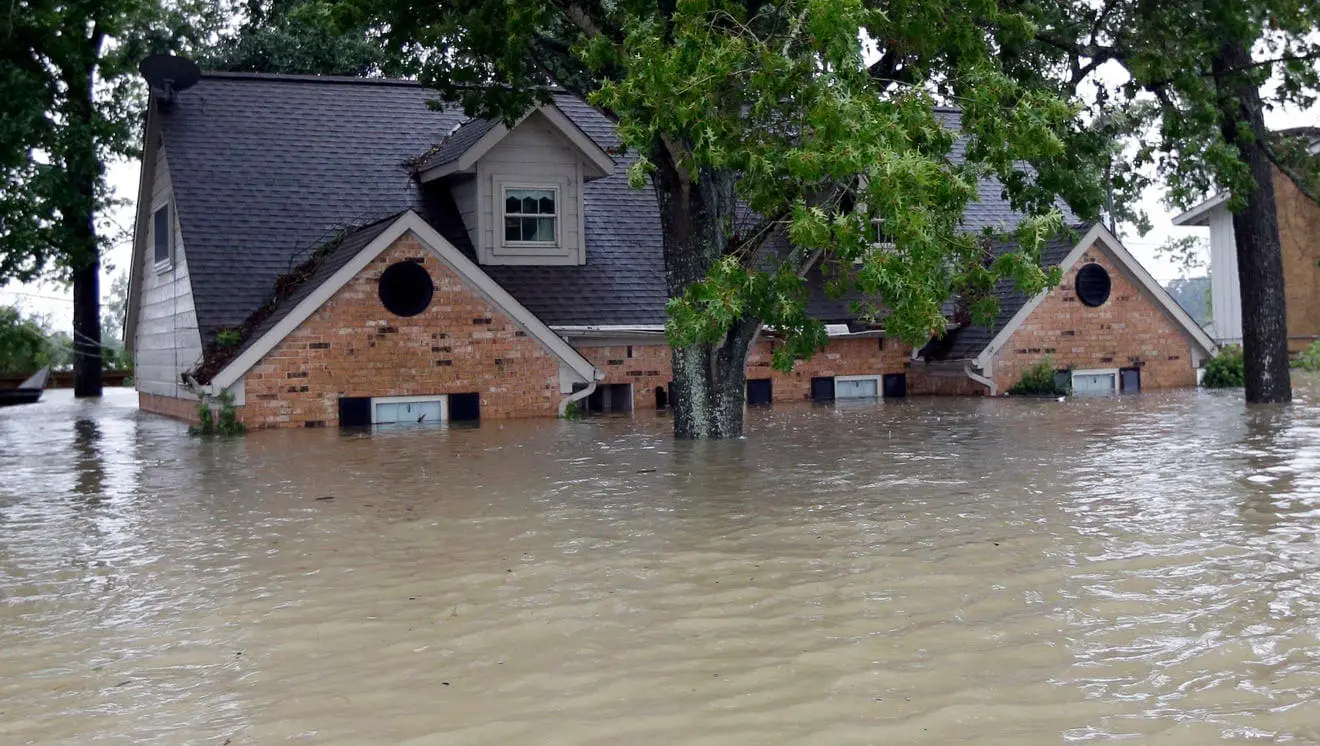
[450,174,478,248]
[133,144,204,398]
[474,112,585,265]
[1207,206,1243,346]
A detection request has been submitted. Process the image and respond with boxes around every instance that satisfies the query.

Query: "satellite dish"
[139,55,201,105]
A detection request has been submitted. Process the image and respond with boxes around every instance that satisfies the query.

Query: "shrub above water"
[1291,341,1320,372]
[1009,359,1069,396]
[1202,345,1245,388]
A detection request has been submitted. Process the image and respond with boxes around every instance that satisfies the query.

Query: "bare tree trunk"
[651,142,755,439]
[1214,40,1291,403]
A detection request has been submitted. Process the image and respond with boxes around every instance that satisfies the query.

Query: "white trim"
[417,105,615,183]
[1071,368,1119,396]
[1171,193,1229,226]
[372,394,448,424]
[498,183,560,248]
[973,224,1219,368]
[209,210,602,389]
[553,325,667,333]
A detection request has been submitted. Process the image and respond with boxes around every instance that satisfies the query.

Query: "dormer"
[415,104,614,266]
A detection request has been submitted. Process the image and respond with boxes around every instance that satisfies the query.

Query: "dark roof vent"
[1075,263,1112,307]
[139,55,200,108]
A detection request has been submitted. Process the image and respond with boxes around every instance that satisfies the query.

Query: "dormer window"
[503,186,558,245]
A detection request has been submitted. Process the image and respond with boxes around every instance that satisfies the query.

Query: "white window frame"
[499,183,560,248]
[152,203,173,272]
[1070,368,1119,396]
[834,374,883,399]
[371,394,449,424]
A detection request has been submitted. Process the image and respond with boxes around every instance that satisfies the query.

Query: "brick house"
[125,71,1216,428]
[1172,128,1320,353]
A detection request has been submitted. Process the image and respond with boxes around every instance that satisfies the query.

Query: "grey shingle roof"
[919,225,1089,362]
[199,214,401,381]
[411,117,501,172]
[157,72,1061,344]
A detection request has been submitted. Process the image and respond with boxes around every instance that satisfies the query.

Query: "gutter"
[963,363,996,396]
[559,381,597,417]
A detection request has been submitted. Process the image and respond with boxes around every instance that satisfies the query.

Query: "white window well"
[502,186,559,245]
[372,395,448,425]
[834,374,881,399]
[1071,368,1118,396]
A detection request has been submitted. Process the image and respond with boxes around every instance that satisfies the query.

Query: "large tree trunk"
[651,142,757,439]
[64,34,104,398]
[1214,41,1291,403]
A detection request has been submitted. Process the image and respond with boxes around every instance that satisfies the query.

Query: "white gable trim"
[1171,193,1229,226]
[973,224,1218,368]
[417,104,614,183]
[209,211,601,390]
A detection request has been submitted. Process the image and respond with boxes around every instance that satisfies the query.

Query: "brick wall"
[1275,167,1320,353]
[990,243,1200,392]
[747,337,914,402]
[908,364,989,396]
[238,235,563,428]
[581,336,915,410]
[139,391,201,424]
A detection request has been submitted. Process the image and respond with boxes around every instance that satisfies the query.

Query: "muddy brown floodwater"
[3,384,1320,745]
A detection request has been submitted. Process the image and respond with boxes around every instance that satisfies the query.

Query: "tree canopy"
[204,0,412,76]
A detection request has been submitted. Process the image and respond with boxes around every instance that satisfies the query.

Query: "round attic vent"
[1075,263,1111,307]
[379,261,434,317]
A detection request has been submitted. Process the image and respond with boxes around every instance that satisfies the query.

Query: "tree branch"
[1261,138,1320,207]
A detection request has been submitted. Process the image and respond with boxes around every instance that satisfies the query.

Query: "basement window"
[834,375,880,399]
[379,261,434,317]
[1075,263,1112,307]
[1071,368,1118,396]
[372,395,448,425]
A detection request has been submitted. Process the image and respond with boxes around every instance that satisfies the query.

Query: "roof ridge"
[199,70,426,86]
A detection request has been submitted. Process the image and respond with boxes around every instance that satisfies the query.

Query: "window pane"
[836,379,878,399]
[521,196,537,213]
[521,217,537,240]
[537,196,555,214]
[153,206,170,264]
[535,217,555,241]
[375,402,399,424]
[504,217,520,242]
[505,195,520,213]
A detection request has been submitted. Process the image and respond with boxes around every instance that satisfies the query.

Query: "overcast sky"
[4,73,1318,333]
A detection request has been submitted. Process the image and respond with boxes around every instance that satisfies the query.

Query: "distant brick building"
[126,72,1215,429]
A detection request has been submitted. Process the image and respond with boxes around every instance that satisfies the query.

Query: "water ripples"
[3,383,1320,743]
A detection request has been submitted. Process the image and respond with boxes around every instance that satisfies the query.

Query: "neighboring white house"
[1171,128,1320,352]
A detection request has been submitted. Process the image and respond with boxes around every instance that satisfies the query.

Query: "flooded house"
[125,71,1216,428]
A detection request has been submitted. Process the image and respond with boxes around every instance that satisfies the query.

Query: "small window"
[882,373,907,398]
[1071,369,1118,396]
[503,187,558,245]
[1075,263,1112,307]
[378,261,434,317]
[835,376,879,400]
[746,378,773,406]
[153,205,172,267]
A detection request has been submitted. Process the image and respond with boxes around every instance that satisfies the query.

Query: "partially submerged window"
[1120,367,1141,393]
[746,378,773,406]
[835,375,879,399]
[1075,263,1112,307]
[503,186,558,245]
[882,373,907,398]
[378,261,434,317]
[1072,369,1118,396]
[810,376,835,402]
[586,383,632,413]
[153,204,172,268]
[373,395,447,424]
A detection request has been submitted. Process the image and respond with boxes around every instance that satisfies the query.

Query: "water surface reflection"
[2,384,1320,744]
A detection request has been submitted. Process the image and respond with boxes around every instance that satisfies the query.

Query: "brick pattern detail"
[139,391,201,423]
[580,343,673,411]
[1275,167,1320,353]
[238,235,561,428]
[991,243,1199,392]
